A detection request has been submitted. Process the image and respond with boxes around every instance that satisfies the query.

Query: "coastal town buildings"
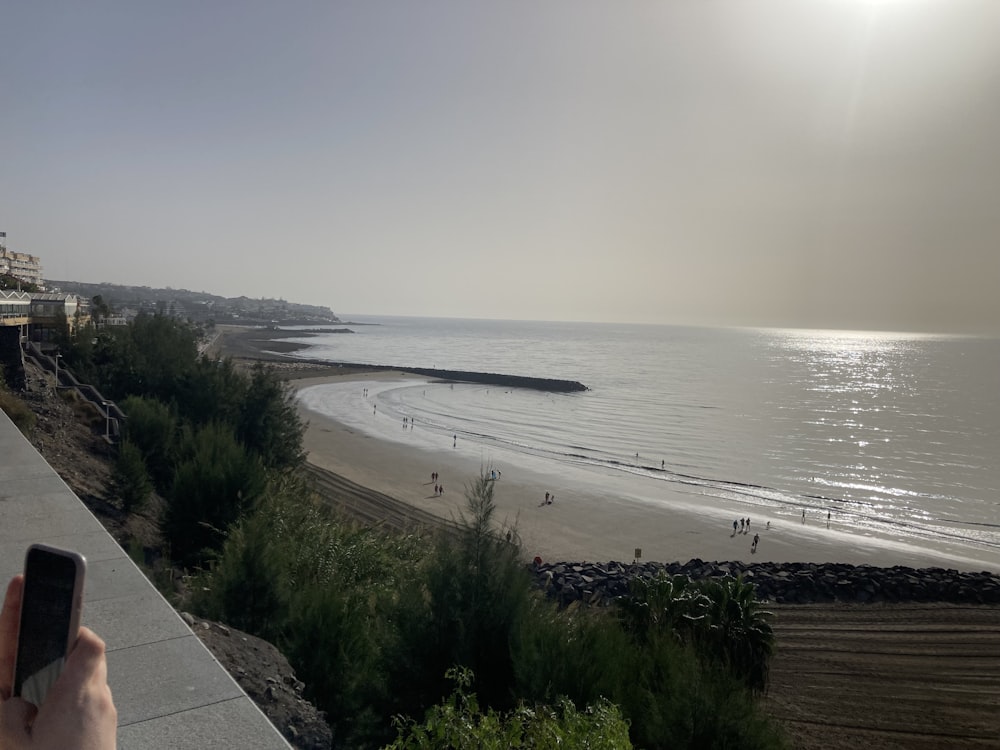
[0,235,44,287]
[0,290,32,325]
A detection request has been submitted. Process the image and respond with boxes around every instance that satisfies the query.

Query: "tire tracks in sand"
[765,602,1000,749]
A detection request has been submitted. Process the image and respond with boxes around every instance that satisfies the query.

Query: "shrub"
[0,388,35,435]
[112,439,153,512]
[162,422,266,565]
[387,667,633,750]
[390,475,531,716]
[190,475,429,746]
[697,576,775,694]
[237,363,306,470]
[514,599,634,709]
[121,395,177,489]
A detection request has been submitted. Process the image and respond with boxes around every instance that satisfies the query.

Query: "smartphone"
[12,544,87,706]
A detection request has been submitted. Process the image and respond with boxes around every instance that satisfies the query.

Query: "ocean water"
[290,317,1000,564]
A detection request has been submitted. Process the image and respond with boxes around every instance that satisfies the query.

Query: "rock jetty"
[532,559,1000,607]
[292,359,588,392]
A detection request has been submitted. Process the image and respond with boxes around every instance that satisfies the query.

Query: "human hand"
[0,575,23,703]
[0,577,117,750]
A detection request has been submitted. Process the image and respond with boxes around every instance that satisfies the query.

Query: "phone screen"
[14,547,83,704]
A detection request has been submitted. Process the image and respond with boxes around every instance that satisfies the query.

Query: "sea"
[289,316,1000,568]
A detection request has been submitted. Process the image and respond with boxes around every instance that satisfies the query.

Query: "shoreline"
[211,327,1000,572]
[293,372,1000,573]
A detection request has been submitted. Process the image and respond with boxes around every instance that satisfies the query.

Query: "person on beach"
[746,518,751,532]
[453,435,457,447]
[740,518,745,533]
[733,520,738,535]
[802,509,806,523]
[752,533,759,553]
[545,492,550,504]
[827,510,831,527]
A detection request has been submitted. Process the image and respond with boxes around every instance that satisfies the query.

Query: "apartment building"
[0,235,44,287]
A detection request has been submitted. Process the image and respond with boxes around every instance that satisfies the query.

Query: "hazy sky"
[3,1,999,333]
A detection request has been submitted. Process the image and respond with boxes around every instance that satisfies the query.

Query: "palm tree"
[698,576,774,694]
[618,572,711,643]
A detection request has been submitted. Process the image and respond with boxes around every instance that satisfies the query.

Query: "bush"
[387,667,633,750]
[0,388,35,435]
[121,395,177,489]
[389,475,531,717]
[162,422,266,566]
[514,599,634,709]
[190,476,428,746]
[237,364,306,470]
[190,472,787,750]
[112,439,153,512]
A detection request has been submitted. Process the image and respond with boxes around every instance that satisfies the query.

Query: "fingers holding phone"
[1,546,116,749]
[29,627,117,750]
[13,545,86,708]
[0,575,25,701]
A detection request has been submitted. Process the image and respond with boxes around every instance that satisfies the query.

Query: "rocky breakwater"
[532,559,1000,607]
[297,361,589,392]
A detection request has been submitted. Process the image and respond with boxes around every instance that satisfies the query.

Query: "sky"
[2,1,999,334]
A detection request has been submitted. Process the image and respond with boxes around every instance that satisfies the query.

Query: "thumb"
[0,696,37,744]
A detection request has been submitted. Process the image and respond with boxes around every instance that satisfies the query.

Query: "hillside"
[46,279,340,326]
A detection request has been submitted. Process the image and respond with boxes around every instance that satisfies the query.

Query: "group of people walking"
[732,517,760,554]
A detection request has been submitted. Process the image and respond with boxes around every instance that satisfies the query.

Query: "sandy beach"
[293,371,1000,572]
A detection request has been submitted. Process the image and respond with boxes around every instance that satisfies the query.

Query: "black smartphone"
[12,544,87,706]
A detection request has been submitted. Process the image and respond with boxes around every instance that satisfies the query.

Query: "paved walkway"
[0,410,290,749]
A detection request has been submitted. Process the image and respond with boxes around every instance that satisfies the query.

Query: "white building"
[0,234,44,287]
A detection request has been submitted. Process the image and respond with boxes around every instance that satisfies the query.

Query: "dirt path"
[765,602,1000,749]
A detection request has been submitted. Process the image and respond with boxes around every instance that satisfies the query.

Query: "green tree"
[236,363,306,470]
[112,440,153,512]
[0,274,41,292]
[698,576,775,694]
[390,475,530,718]
[90,294,111,324]
[162,422,266,566]
[121,395,177,490]
[175,356,247,430]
